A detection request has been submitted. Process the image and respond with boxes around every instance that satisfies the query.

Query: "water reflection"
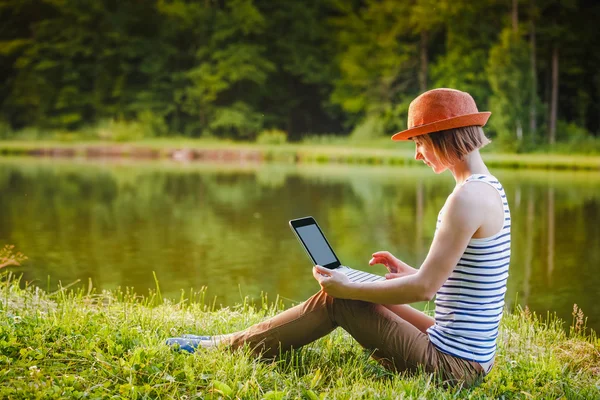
[547,187,555,282]
[0,159,599,333]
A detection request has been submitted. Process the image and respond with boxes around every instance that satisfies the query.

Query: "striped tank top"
[426,174,510,372]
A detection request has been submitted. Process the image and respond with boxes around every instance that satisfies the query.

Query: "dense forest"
[1,0,599,150]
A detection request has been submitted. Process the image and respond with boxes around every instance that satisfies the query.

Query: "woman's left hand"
[312,265,352,298]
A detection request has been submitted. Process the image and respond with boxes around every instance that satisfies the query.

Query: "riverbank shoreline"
[1,140,600,171]
[1,275,598,398]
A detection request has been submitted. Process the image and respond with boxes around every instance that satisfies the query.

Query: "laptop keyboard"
[340,266,386,283]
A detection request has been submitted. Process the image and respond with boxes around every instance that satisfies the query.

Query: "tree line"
[1,0,598,149]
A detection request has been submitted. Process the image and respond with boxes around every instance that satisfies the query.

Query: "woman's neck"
[448,150,490,185]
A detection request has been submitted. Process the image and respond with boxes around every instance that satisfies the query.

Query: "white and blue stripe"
[427,174,510,367]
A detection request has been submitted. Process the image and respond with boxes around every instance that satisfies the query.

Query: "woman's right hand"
[369,251,418,280]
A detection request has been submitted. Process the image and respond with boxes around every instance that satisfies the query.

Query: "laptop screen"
[296,224,338,266]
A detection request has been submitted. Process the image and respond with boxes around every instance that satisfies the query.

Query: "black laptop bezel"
[289,216,341,270]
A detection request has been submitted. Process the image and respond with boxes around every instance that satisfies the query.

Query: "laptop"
[289,216,385,283]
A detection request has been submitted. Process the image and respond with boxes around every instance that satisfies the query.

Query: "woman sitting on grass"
[167,88,511,387]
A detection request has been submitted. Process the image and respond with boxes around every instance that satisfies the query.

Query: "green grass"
[1,273,598,399]
[1,138,599,170]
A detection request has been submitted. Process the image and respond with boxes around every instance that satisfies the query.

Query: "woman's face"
[413,137,446,174]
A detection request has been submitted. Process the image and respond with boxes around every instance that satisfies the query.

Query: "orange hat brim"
[391,112,491,141]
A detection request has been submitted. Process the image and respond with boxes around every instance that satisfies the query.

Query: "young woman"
[167,88,511,386]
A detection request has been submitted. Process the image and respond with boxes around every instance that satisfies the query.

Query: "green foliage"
[9,127,42,141]
[0,120,13,139]
[350,115,386,143]
[52,131,81,143]
[487,29,532,149]
[329,0,418,130]
[256,129,288,145]
[380,97,412,134]
[534,121,600,155]
[97,119,148,142]
[301,134,350,146]
[209,102,265,139]
[0,0,599,147]
[137,110,169,138]
[178,0,274,138]
[429,0,503,103]
[556,120,591,143]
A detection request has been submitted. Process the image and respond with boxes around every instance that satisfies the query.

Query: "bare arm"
[313,186,484,304]
[384,304,435,333]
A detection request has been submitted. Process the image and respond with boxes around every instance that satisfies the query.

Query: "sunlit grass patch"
[1,273,599,399]
[2,137,600,170]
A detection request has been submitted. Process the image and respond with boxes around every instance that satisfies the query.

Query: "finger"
[313,266,332,281]
[312,266,324,282]
[369,256,388,266]
[313,265,323,280]
[371,251,391,257]
[314,265,332,276]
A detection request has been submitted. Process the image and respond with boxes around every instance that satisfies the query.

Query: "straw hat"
[391,88,491,141]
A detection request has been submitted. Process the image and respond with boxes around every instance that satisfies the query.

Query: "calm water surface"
[1,158,599,332]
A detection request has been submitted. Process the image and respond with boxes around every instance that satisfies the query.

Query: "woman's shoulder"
[441,174,504,216]
[456,178,502,202]
[453,177,507,237]
[450,178,504,215]
[443,185,488,219]
[464,174,501,186]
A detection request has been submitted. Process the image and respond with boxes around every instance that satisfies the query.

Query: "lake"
[1,158,599,333]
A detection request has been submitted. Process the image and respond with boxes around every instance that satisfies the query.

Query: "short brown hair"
[414,126,491,167]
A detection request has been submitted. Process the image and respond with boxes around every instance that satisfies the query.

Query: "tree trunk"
[549,46,559,144]
[419,31,428,93]
[513,0,522,141]
[512,0,519,32]
[529,0,537,142]
[597,72,600,137]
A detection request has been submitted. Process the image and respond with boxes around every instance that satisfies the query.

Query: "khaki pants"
[227,290,484,387]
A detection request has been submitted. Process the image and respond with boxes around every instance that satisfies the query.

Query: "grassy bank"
[1,139,600,170]
[0,274,598,399]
